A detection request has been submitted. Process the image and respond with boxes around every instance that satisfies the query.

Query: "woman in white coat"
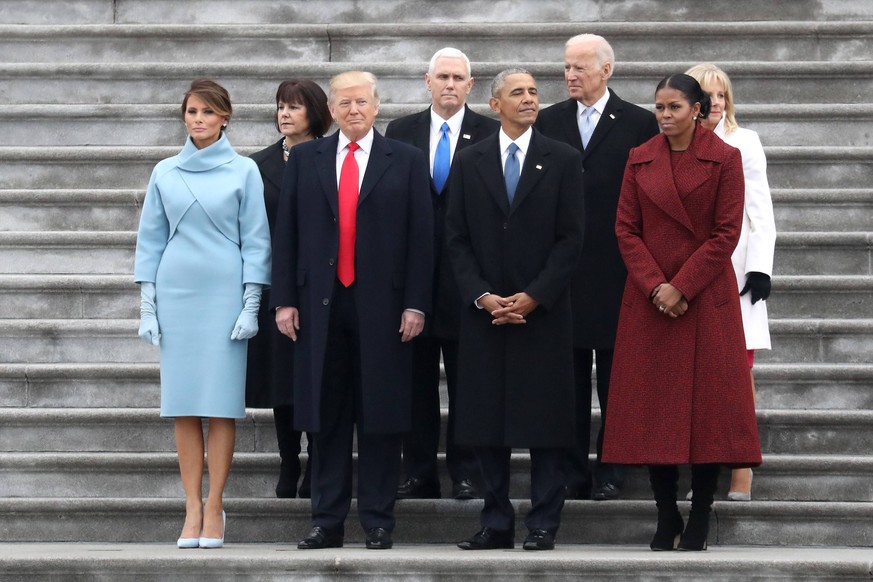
[686,63,777,501]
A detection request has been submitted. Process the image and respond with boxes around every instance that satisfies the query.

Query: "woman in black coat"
[246,79,331,498]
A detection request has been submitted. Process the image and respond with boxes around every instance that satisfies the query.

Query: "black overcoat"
[245,139,294,408]
[385,105,499,339]
[270,130,434,434]
[445,129,584,448]
[536,89,659,348]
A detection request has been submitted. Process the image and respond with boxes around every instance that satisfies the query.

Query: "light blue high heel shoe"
[177,535,200,549]
[199,510,226,549]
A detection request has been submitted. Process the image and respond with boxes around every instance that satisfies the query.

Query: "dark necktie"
[337,141,360,287]
[432,122,451,193]
[504,142,520,204]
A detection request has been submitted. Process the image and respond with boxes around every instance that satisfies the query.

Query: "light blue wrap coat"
[134,134,271,418]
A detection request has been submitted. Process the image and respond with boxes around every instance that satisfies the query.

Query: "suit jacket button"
[503,223,508,230]
[328,258,335,266]
[322,298,330,306]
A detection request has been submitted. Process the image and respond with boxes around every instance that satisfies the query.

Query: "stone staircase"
[1,1,873,579]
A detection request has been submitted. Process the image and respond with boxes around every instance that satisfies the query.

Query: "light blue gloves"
[138,281,161,346]
[231,283,262,340]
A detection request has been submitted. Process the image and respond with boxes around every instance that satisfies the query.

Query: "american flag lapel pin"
[462,133,472,140]
[536,164,543,170]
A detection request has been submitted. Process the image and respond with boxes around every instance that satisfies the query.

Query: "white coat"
[715,118,776,350]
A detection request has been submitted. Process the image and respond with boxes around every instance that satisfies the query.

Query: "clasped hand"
[651,283,688,318]
[481,292,538,325]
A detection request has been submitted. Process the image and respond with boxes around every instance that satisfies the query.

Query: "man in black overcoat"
[271,71,433,550]
[446,68,584,551]
[535,34,660,501]
[385,47,499,501]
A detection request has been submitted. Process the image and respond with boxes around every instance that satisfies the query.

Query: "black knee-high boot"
[680,463,720,551]
[274,405,303,498]
[648,465,683,551]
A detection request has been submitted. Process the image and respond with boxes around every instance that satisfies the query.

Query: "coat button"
[322,298,330,306]
[333,217,337,223]
[328,258,335,266]
[503,223,508,230]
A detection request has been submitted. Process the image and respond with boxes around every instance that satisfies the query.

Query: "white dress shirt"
[576,89,611,141]
[335,128,374,189]
[429,107,465,175]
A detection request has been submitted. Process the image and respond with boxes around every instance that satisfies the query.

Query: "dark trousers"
[273,405,311,495]
[310,282,402,533]
[402,336,476,487]
[567,348,625,490]
[475,446,567,534]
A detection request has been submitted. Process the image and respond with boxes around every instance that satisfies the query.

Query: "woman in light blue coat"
[134,79,271,549]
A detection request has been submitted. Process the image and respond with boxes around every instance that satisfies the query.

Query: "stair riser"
[0,333,157,364]
[3,74,871,106]
[0,500,869,546]
[6,117,871,148]
[3,460,872,502]
[757,331,873,364]
[5,157,873,191]
[0,205,141,232]
[0,288,136,319]
[0,247,134,274]
[5,0,873,25]
[775,204,873,232]
[763,291,873,319]
[757,381,873,410]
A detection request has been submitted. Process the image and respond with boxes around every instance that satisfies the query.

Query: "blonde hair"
[685,63,738,134]
[328,71,380,106]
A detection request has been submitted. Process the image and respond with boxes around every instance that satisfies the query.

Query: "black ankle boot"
[678,463,719,551]
[651,508,684,551]
[648,465,682,551]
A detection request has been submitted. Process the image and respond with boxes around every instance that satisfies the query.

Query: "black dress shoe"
[523,528,555,550]
[457,527,514,550]
[593,482,622,501]
[365,527,393,549]
[396,477,440,499]
[452,479,478,500]
[297,526,343,549]
[565,482,592,500]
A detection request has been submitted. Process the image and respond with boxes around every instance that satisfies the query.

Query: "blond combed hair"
[328,71,380,106]
[685,63,738,134]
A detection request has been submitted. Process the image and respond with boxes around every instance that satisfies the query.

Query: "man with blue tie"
[446,69,584,550]
[386,48,499,501]
[536,34,660,502]
[271,71,434,550]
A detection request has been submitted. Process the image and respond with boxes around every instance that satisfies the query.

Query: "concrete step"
[0,274,863,321]
[772,189,873,231]
[754,364,873,410]
[0,190,142,231]
[2,61,872,106]
[758,318,873,364]
[9,0,867,25]
[0,362,157,408]
[0,319,155,363]
[3,361,868,410]
[0,496,871,547]
[3,22,872,64]
[0,275,135,319]
[773,233,873,276]
[0,232,135,274]
[0,187,865,236]
[1,544,870,582]
[4,146,873,191]
[768,276,873,319]
[3,407,871,455]
[5,103,872,148]
[2,451,871,503]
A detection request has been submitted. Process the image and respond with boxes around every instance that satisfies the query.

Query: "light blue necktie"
[579,106,595,149]
[432,122,451,193]
[504,142,520,204]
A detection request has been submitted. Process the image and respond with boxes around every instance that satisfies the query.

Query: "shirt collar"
[430,106,465,135]
[576,88,611,117]
[337,127,375,154]
[498,126,533,156]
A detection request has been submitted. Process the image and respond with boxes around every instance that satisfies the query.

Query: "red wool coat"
[602,124,762,467]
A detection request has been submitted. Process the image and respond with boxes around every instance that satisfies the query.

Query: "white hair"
[428,47,472,78]
[565,33,615,76]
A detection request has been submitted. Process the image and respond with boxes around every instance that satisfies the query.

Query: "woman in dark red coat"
[602,74,761,551]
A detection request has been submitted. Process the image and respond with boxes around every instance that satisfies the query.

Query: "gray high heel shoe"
[727,469,753,501]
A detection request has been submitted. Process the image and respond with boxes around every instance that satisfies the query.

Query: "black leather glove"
[739,271,771,304]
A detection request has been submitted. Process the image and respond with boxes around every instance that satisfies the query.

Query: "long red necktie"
[337,141,360,287]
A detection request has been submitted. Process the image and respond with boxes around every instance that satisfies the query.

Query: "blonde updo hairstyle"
[685,63,738,134]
